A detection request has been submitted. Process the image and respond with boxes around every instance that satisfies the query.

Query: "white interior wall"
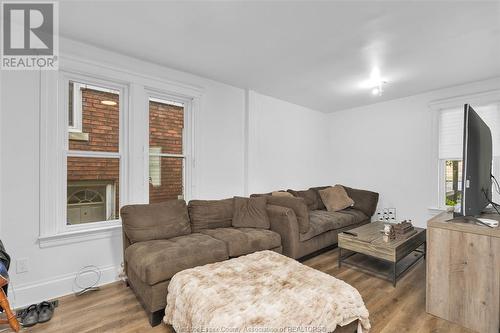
[326,77,500,227]
[246,91,331,194]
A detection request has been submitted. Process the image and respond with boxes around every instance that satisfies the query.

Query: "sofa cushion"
[300,209,368,241]
[121,200,191,244]
[342,185,380,217]
[287,189,319,210]
[319,185,354,212]
[266,196,310,233]
[125,233,228,285]
[232,196,270,229]
[199,228,281,257]
[309,186,330,210]
[188,198,234,232]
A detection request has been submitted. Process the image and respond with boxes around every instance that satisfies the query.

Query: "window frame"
[39,70,129,242]
[145,91,194,202]
[62,73,126,233]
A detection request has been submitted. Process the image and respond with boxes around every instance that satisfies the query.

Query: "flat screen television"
[459,104,492,217]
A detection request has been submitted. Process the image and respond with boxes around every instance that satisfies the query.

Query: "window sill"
[428,206,455,215]
[38,224,122,248]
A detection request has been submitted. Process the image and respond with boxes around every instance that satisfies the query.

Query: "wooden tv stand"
[426,211,500,333]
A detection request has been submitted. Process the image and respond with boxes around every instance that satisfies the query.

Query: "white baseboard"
[7,264,121,309]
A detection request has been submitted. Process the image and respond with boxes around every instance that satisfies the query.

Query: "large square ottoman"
[164,250,370,333]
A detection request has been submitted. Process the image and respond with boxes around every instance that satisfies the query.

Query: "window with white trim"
[39,61,200,245]
[65,79,122,226]
[438,102,500,208]
[148,97,185,203]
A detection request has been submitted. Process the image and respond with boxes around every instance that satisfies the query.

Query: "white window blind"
[438,102,500,159]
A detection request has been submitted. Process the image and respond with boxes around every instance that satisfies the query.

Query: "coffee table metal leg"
[338,248,342,268]
[392,262,397,287]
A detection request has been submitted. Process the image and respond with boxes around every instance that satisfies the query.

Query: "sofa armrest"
[267,205,300,259]
[342,185,379,217]
[266,196,310,233]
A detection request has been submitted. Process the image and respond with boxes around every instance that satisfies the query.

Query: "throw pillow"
[232,196,270,229]
[319,185,354,212]
[271,191,294,197]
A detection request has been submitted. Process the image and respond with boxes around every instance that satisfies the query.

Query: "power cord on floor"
[72,265,101,296]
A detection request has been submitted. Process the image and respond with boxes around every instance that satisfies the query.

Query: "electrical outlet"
[16,258,29,274]
[388,208,397,221]
[383,208,389,221]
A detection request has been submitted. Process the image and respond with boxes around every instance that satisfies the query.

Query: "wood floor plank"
[5,248,472,333]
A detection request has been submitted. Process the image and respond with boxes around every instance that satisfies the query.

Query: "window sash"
[147,93,189,203]
[62,74,126,232]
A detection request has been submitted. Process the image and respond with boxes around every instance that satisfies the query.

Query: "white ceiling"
[59,1,500,112]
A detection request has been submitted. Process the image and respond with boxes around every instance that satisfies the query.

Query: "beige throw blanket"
[164,251,370,333]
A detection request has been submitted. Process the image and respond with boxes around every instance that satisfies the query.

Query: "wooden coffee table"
[338,221,426,286]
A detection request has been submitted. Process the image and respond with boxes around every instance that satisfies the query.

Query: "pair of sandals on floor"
[17,301,55,327]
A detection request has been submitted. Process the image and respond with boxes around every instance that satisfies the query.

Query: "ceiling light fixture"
[365,67,387,96]
[101,100,117,106]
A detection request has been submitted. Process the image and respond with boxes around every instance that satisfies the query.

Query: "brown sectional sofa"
[121,198,282,326]
[121,185,378,326]
[253,185,379,259]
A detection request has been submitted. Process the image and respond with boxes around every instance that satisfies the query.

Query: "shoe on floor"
[19,304,38,327]
[37,301,55,323]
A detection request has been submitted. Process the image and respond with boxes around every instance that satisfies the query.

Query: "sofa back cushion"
[319,185,354,212]
[232,196,270,229]
[287,189,319,210]
[342,185,379,217]
[188,198,234,232]
[121,200,191,244]
[309,186,330,210]
[266,196,310,233]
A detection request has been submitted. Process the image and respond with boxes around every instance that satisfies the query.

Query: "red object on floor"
[0,275,19,332]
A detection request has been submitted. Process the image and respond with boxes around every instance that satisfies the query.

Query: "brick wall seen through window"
[67,85,120,225]
[149,100,184,203]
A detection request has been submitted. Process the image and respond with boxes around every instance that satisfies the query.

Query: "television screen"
[459,104,492,217]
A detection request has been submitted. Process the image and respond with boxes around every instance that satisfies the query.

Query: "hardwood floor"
[11,248,473,333]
